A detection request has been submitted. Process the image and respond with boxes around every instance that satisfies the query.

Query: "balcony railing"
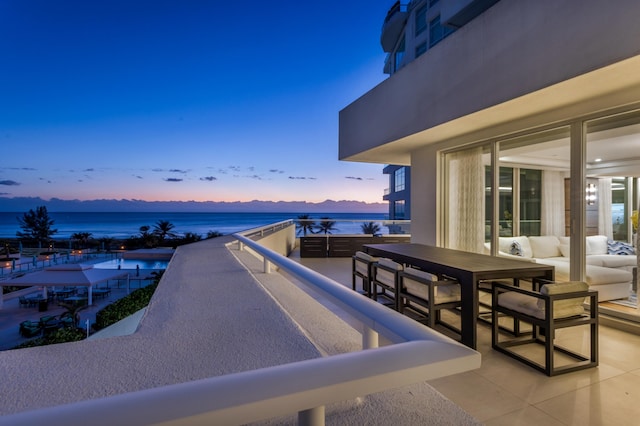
[1,222,478,426]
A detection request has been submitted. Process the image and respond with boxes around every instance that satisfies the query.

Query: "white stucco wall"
[339,0,640,164]
[410,145,440,245]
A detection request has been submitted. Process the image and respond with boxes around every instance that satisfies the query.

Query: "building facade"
[340,0,640,285]
[383,165,411,233]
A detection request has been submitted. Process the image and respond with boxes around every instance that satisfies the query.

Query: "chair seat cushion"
[355,251,378,262]
[375,258,403,287]
[498,281,588,320]
[402,268,461,304]
[354,251,378,275]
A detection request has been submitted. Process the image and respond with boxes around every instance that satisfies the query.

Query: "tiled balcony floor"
[287,250,640,426]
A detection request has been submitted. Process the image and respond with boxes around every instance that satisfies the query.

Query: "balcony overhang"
[443,0,500,29]
[380,3,408,52]
[340,55,640,166]
[339,0,640,166]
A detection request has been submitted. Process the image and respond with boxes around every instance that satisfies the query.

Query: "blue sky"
[0,0,390,204]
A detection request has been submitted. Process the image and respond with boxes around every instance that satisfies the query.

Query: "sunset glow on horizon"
[0,1,391,206]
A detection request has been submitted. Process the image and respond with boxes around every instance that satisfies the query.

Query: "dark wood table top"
[364,243,553,276]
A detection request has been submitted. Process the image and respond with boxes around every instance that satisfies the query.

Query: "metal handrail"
[1,228,480,426]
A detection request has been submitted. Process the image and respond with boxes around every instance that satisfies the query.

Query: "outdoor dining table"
[52,289,74,299]
[364,243,555,349]
[92,288,110,299]
[63,296,88,303]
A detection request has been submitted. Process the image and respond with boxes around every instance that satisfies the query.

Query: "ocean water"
[0,211,389,240]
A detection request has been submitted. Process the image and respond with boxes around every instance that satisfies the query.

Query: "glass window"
[415,42,427,58]
[394,36,406,72]
[394,200,406,219]
[429,15,443,47]
[586,109,640,244]
[611,178,629,241]
[395,167,406,192]
[519,169,542,236]
[415,5,428,36]
[499,127,570,238]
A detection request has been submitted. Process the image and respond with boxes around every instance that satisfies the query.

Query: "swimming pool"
[93,259,169,270]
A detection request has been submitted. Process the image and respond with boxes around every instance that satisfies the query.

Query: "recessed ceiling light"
[594,158,602,162]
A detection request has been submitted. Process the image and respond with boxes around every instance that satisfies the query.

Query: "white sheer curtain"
[541,171,565,237]
[598,177,613,239]
[447,147,485,253]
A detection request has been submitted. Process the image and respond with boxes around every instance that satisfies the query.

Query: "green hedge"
[14,327,85,349]
[93,283,158,331]
[12,273,162,349]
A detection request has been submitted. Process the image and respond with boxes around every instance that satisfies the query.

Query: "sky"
[0,0,391,205]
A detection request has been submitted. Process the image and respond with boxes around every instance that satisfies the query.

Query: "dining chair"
[491,279,598,376]
[398,267,462,336]
[372,258,404,310]
[351,251,379,297]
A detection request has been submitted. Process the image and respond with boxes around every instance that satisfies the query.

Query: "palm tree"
[153,220,177,243]
[295,214,316,236]
[16,206,58,247]
[57,301,90,328]
[71,232,92,249]
[138,225,155,248]
[206,230,223,239]
[316,217,338,235]
[182,232,202,243]
[361,221,382,236]
[99,236,114,252]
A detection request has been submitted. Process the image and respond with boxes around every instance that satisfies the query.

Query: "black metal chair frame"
[491,280,598,376]
[398,269,461,337]
[479,279,530,337]
[351,252,378,297]
[371,260,403,310]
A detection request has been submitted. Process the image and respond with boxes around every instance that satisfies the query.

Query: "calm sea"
[0,212,388,240]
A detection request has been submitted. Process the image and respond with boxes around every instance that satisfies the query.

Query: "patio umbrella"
[0,263,130,308]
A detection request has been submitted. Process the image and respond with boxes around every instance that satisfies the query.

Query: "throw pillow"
[509,241,523,256]
[607,240,636,255]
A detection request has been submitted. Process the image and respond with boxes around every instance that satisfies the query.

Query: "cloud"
[288,176,317,180]
[228,166,241,172]
[200,176,217,181]
[345,176,363,180]
[0,180,20,186]
[247,175,262,180]
[3,167,36,171]
[134,175,144,179]
[269,169,285,174]
[164,178,183,182]
[84,168,95,172]
[152,168,164,172]
[169,169,188,174]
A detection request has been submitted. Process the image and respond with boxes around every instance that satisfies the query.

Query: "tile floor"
[290,253,640,426]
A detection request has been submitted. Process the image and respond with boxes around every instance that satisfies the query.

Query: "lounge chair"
[19,320,42,338]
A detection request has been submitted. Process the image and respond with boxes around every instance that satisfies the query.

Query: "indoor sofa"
[495,235,635,302]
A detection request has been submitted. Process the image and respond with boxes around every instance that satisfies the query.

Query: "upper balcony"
[380,1,408,53]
